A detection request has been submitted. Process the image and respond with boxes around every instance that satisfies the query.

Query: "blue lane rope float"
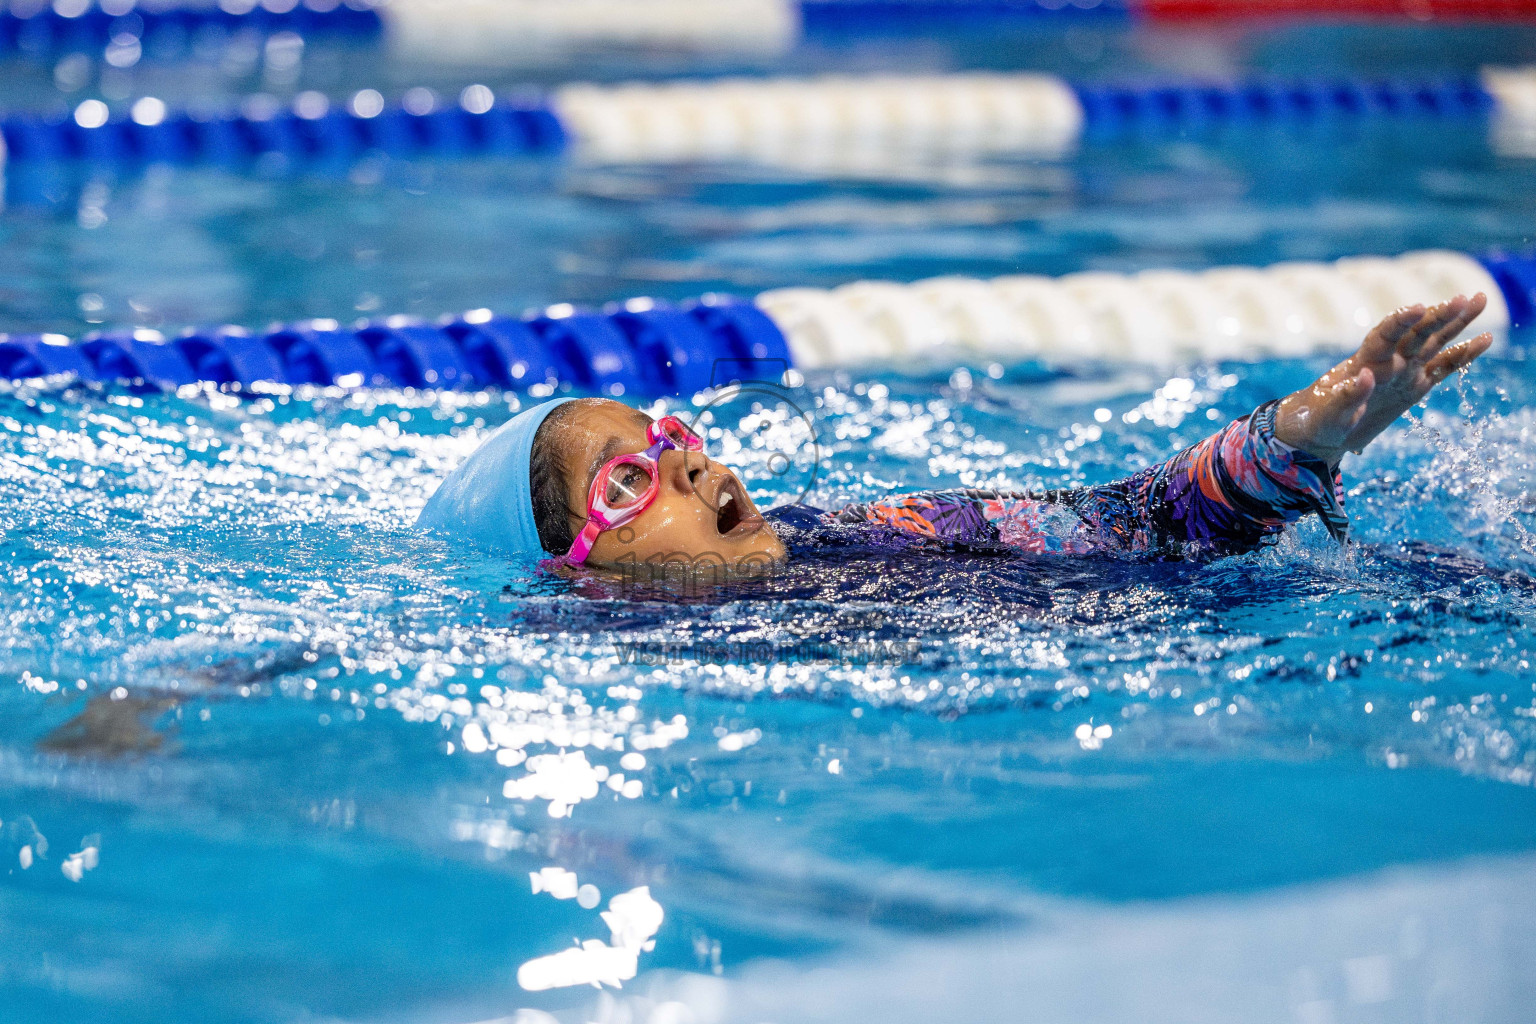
[1073,76,1496,136]
[0,295,792,394]
[0,0,383,53]
[0,87,565,165]
[0,250,1525,396]
[797,0,1129,28]
[1480,250,1536,331]
[5,68,1536,170]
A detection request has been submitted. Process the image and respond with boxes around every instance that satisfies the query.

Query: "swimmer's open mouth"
[714,475,762,538]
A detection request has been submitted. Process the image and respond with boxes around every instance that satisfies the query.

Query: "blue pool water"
[3,19,1536,1024]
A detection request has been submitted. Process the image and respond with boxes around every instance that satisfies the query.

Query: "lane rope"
[759,250,1515,367]
[1,250,1527,395]
[9,68,1536,169]
[10,0,1536,62]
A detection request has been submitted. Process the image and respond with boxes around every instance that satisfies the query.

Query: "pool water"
[3,19,1536,1024]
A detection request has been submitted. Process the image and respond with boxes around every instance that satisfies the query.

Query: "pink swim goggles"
[565,415,704,564]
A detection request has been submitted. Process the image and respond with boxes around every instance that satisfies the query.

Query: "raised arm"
[1272,293,1493,465]
[815,296,1493,559]
[1063,294,1494,557]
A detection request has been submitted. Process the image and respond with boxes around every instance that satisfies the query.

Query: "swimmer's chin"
[544,546,787,589]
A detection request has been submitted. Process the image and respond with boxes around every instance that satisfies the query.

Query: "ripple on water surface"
[1,359,1535,1021]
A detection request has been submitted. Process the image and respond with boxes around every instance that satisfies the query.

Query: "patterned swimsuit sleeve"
[824,400,1348,558]
[828,489,1097,554]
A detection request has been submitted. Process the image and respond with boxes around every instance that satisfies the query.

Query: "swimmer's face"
[554,400,787,573]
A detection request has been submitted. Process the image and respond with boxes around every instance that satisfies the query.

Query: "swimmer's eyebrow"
[583,412,655,493]
[585,437,627,494]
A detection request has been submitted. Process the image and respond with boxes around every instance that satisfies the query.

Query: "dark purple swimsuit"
[771,401,1347,559]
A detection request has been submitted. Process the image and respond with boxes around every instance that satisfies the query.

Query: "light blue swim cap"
[417,397,576,558]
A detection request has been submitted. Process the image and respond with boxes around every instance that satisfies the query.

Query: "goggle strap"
[565,519,605,564]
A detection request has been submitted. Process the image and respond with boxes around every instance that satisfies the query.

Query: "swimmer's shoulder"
[764,503,828,524]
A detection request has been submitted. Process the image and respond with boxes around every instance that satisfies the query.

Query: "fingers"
[1423,330,1494,384]
[1360,303,1426,360]
[1420,291,1486,359]
[1395,293,1485,363]
[1393,296,1464,360]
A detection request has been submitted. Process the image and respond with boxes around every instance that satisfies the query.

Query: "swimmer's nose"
[660,446,710,497]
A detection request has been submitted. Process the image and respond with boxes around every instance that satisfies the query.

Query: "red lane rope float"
[1141,0,1536,19]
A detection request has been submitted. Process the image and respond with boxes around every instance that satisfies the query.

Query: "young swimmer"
[418,294,1494,573]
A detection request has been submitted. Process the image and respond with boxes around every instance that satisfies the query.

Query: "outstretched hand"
[1274,293,1494,466]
